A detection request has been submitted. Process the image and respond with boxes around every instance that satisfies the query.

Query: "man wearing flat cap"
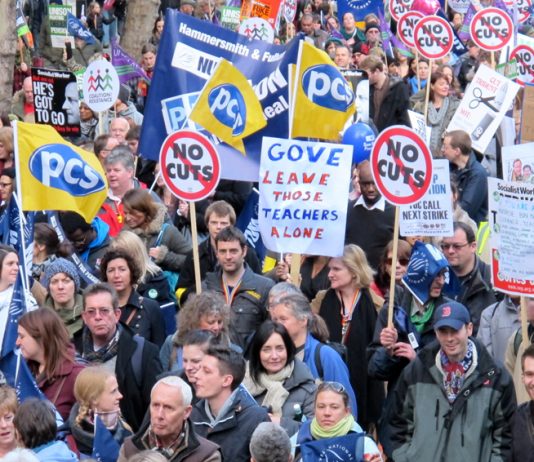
[387,301,516,462]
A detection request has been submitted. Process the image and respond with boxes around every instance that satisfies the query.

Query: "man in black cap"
[388,301,515,461]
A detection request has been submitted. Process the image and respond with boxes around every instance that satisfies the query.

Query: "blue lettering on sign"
[208,84,246,136]
[302,65,354,112]
[29,144,105,196]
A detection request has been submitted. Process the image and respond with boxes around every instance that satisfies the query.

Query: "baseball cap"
[433,301,470,331]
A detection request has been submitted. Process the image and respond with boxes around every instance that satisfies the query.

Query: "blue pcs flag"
[92,415,120,462]
[236,189,266,263]
[300,433,365,462]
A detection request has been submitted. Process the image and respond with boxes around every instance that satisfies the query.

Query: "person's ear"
[466,322,473,337]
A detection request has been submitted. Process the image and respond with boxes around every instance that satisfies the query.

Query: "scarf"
[310,414,355,440]
[82,325,121,364]
[440,339,474,403]
[243,362,294,416]
[427,97,450,156]
[410,301,435,333]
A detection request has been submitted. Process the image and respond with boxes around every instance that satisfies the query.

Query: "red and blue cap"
[433,301,470,331]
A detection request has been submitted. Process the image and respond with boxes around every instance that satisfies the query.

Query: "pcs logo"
[302,65,354,112]
[208,84,247,136]
[29,144,106,196]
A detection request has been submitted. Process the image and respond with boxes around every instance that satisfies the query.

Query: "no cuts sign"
[397,11,423,48]
[510,45,534,85]
[389,0,413,22]
[470,8,513,52]
[413,16,454,60]
[370,126,433,205]
[159,130,221,201]
[504,0,532,24]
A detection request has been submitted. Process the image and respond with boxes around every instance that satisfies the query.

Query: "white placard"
[82,60,120,112]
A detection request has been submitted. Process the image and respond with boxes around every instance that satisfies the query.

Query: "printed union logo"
[29,144,106,196]
[302,65,354,112]
[208,84,246,136]
[86,69,114,93]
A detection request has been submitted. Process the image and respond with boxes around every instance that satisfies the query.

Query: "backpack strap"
[131,335,145,388]
[314,343,324,380]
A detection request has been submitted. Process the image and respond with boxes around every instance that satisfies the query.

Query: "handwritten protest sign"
[470,7,513,52]
[258,137,352,257]
[446,64,520,153]
[488,178,534,295]
[399,159,453,237]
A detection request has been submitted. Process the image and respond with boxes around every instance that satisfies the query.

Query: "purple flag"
[378,9,413,58]
[458,1,478,42]
[111,39,151,84]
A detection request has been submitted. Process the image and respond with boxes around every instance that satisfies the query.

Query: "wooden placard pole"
[416,51,421,92]
[423,59,433,121]
[521,296,529,348]
[387,206,400,328]
[190,201,202,295]
[290,253,301,287]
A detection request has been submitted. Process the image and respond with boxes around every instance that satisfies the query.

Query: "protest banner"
[48,3,75,48]
[470,7,513,52]
[488,178,534,295]
[501,142,534,182]
[31,68,80,136]
[220,6,241,30]
[446,64,520,153]
[521,85,534,143]
[510,45,534,86]
[389,0,413,22]
[82,59,120,113]
[371,125,433,327]
[336,0,383,26]
[397,11,423,48]
[240,0,282,28]
[258,137,352,257]
[159,130,221,295]
[139,11,301,182]
[238,18,275,43]
[399,159,453,237]
[413,15,454,60]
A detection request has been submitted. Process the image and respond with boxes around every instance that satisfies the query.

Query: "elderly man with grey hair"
[250,422,293,462]
[118,376,221,461]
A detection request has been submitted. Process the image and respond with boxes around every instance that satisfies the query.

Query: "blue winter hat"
[433,301,471,331]
[42,258,80,293]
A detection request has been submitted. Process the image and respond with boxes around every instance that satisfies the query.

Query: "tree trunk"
[0,0,17,112]
[121,0,159,59]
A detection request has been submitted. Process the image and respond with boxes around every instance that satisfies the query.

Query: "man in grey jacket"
[389,301,516,462]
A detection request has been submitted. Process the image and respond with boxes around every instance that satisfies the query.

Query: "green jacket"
[389,338,515,462]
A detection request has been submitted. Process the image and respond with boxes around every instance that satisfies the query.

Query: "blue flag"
[139,11,301,181]
[92,416,120,462]
[67,12,96,44]
[300,433,365,462]
[236,189,266,263]
[1,197,35,274]
[336,0,383,25]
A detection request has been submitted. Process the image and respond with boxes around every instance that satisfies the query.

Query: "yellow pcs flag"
[291,41,356,140]
[15,122,108,223]
[189,59,266,155]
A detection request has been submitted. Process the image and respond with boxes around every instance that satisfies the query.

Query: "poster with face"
[502,142,534,183]
[340,70,369,124]
[31,67,81,136]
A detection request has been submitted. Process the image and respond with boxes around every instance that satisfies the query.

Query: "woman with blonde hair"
[159,291,234,371]
[69,366,131,457]
[0,386,18,457]
[0,127,14,176]
[313,244,384,431]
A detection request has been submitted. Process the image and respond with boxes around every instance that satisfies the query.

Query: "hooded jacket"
[33,440,78,462]
[389,338,516,462]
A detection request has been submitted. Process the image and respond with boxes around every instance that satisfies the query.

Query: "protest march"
[2,0,534,460]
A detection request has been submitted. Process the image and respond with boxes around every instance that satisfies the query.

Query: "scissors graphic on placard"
[469,87,499,112]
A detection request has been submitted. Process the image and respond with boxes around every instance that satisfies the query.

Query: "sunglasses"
[386,258,410,266]
[318,381,346,393]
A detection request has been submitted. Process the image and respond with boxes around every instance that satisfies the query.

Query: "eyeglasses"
[84,308,116,317]
[386,258,410,266]
[440,242,470,251]
[318,381,346,393]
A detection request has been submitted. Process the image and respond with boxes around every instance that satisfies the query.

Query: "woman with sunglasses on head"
[374,240,412,298]
[243,320,316,436]
[368,241,453,459]
[295,382,382,461]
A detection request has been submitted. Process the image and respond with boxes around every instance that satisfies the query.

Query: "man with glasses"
[440,222,496,335]
[389,301,515,461]
[76,282,162,432]
[345,160,395,269]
